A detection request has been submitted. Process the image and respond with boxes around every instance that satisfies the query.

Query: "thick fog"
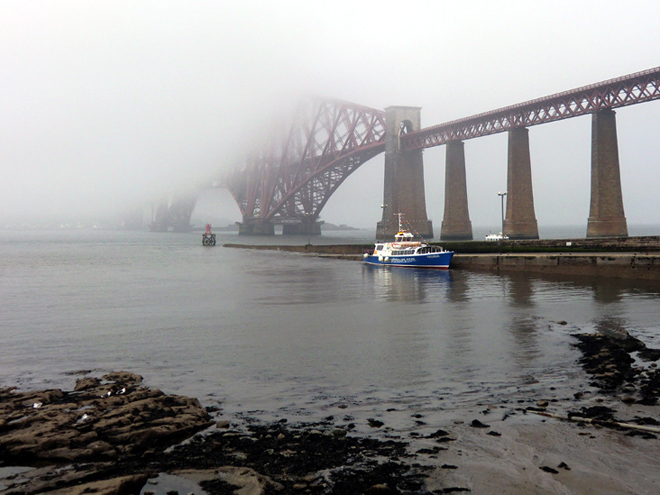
[1,1,659,230]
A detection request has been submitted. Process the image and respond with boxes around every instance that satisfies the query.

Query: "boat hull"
[363,251,454,269]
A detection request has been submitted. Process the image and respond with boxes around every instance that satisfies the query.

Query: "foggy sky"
[1,1,659,230]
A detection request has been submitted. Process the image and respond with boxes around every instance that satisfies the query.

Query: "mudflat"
[2,330,660,494]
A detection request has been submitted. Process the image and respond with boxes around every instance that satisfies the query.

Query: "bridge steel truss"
[401,66,660,150]
[224,98,386,228]
[219,67,659,235]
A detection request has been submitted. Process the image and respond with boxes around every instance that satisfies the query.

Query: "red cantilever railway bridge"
[401,66,660,150]
[152,67,660,237]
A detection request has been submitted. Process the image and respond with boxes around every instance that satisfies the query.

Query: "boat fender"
[384,256,390,262]
[363,253,368,258]
[378,256,383,262]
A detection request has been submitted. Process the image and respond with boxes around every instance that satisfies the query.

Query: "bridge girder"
[223,98,386,225]
[402,66,660,150]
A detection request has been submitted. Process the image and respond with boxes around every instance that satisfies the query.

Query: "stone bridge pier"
[504,127,539,239]
[587,109,628,237]
[440,141,473,240]
[376,106,433,240]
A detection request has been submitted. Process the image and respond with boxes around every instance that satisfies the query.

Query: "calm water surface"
[2,229,660,433]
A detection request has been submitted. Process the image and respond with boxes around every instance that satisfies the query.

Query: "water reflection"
[508,316,541,366]
[505,273,535,308]
[592,282,624,304]
[445,270,470,303]
[361,265,451,302]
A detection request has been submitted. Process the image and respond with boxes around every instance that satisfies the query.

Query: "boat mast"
[396,212,403,232]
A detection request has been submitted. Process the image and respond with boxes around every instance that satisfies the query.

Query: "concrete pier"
[376,106,433,240]
[237,221,275,235]
[587,109,628,237]
[504,127,539,239]
[440,141,473,240]
[282,221,322,236]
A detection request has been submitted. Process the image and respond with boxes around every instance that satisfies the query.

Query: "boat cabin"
[395,231,415,242]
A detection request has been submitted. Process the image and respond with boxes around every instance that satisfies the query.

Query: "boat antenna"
[396,212,403,232]
[395,212,427,242]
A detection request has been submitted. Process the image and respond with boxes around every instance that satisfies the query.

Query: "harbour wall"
[224,237,660,280]
[450,253,660,280]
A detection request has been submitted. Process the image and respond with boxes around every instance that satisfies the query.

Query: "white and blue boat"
[363,215,454,269]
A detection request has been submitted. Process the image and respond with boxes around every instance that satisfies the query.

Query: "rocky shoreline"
[3,329,660,494]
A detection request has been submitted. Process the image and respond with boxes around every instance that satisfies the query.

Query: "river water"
[2,229,660,435]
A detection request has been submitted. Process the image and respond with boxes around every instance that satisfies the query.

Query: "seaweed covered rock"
[0,372,213,465]
[573,331,660,404]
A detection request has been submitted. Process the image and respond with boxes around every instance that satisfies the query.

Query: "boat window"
[375,244,384,250]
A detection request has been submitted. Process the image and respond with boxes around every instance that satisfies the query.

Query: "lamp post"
[497,191,507,236]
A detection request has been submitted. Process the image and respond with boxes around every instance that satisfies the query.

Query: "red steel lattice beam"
[224,98,386,223]
[402,66,660,150]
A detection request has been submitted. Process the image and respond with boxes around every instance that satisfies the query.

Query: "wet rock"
[558,461,571,470]
[367,418,384,428]
[331,427,347,437]
[570,405,617,422]
[417,446,447,454]
[0,372,213,467]
[215,466,284,494]
[470,419,490,428]
[44,474,150,494]
[540,466,559,474]
[573,332,660,406]
[74,377,100,391]
[1,379,427,494]
[573,334,635,390]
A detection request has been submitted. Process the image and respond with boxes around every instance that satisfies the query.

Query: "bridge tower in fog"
[377,106,433,240]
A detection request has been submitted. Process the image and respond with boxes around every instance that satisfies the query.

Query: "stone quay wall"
[224,236,660,279]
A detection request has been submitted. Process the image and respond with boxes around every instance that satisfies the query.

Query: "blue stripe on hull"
[363,252,454,269]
